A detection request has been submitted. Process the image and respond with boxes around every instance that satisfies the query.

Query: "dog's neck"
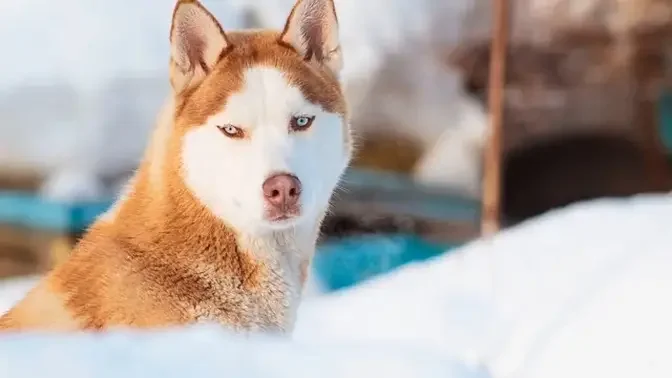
[95,155,320,331]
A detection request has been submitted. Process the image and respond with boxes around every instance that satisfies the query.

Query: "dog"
[0,0,352,333]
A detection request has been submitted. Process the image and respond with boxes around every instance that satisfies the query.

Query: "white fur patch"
[181,66,349,236]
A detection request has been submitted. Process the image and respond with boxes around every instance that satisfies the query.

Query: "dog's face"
[168,0,351,235]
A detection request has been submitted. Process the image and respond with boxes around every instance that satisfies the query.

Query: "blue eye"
[296,117,310,127]
[290,115,315,131]
[217,124,245,139]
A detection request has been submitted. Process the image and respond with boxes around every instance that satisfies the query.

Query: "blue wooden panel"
[0,196,460,292]
[658,91,672,154]
[0,191,112,233]
[0,169,467,290]
[340,168,481,222]
[0,168,479,232]
[313,234,458,291]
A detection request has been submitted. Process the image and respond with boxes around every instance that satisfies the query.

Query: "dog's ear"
[279,0,342,76]
[169,0,229,93]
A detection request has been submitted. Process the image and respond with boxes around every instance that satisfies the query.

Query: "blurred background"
[1,0,672,293]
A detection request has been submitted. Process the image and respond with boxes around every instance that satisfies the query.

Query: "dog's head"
[167,0,351,235]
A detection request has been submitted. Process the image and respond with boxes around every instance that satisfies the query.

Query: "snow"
[2,195,671,377]
[0,325,486,378]
[0,275,39,313]
[296,195,672,378]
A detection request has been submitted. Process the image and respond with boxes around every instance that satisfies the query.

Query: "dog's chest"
[188,254,303,333]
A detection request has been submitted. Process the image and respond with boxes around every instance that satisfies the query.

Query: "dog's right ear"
[169,0,229,93]
[280,0,342,76]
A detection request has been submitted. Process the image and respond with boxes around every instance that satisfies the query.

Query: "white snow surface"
[4,195,669,377]
[0,325,485,378]
[296,195,672,378]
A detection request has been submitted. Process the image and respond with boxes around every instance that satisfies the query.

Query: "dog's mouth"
[264,207,302,227]
[264,216,301,230]
[271,214,293,221]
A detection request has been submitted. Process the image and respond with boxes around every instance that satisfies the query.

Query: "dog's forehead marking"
[207,66,329,130]
[174,30,346,129]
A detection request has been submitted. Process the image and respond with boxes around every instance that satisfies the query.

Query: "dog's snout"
[262,173,302,210]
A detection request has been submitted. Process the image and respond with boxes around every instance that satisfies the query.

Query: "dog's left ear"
[280,0,342,76]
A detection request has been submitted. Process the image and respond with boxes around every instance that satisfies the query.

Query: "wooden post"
[481,0,510,235]
[631,32,670,192]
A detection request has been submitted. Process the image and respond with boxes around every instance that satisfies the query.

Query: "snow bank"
[294,195,672,378]
[0,275,40,314]
[4,195,670,377]
[0,324,486,378]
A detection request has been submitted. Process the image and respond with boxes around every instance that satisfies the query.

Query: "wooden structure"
[481,0,510,234]
[474,0,672,233]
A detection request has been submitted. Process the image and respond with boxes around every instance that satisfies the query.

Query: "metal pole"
[481,0,510,235]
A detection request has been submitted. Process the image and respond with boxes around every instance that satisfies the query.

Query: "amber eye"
[290,115,315,131]
[217,124,245,139]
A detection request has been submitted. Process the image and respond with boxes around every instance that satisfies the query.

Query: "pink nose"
[262,173,302,210]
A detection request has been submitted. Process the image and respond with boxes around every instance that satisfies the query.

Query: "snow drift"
[0,324,486,378]
[1,195,671,378]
